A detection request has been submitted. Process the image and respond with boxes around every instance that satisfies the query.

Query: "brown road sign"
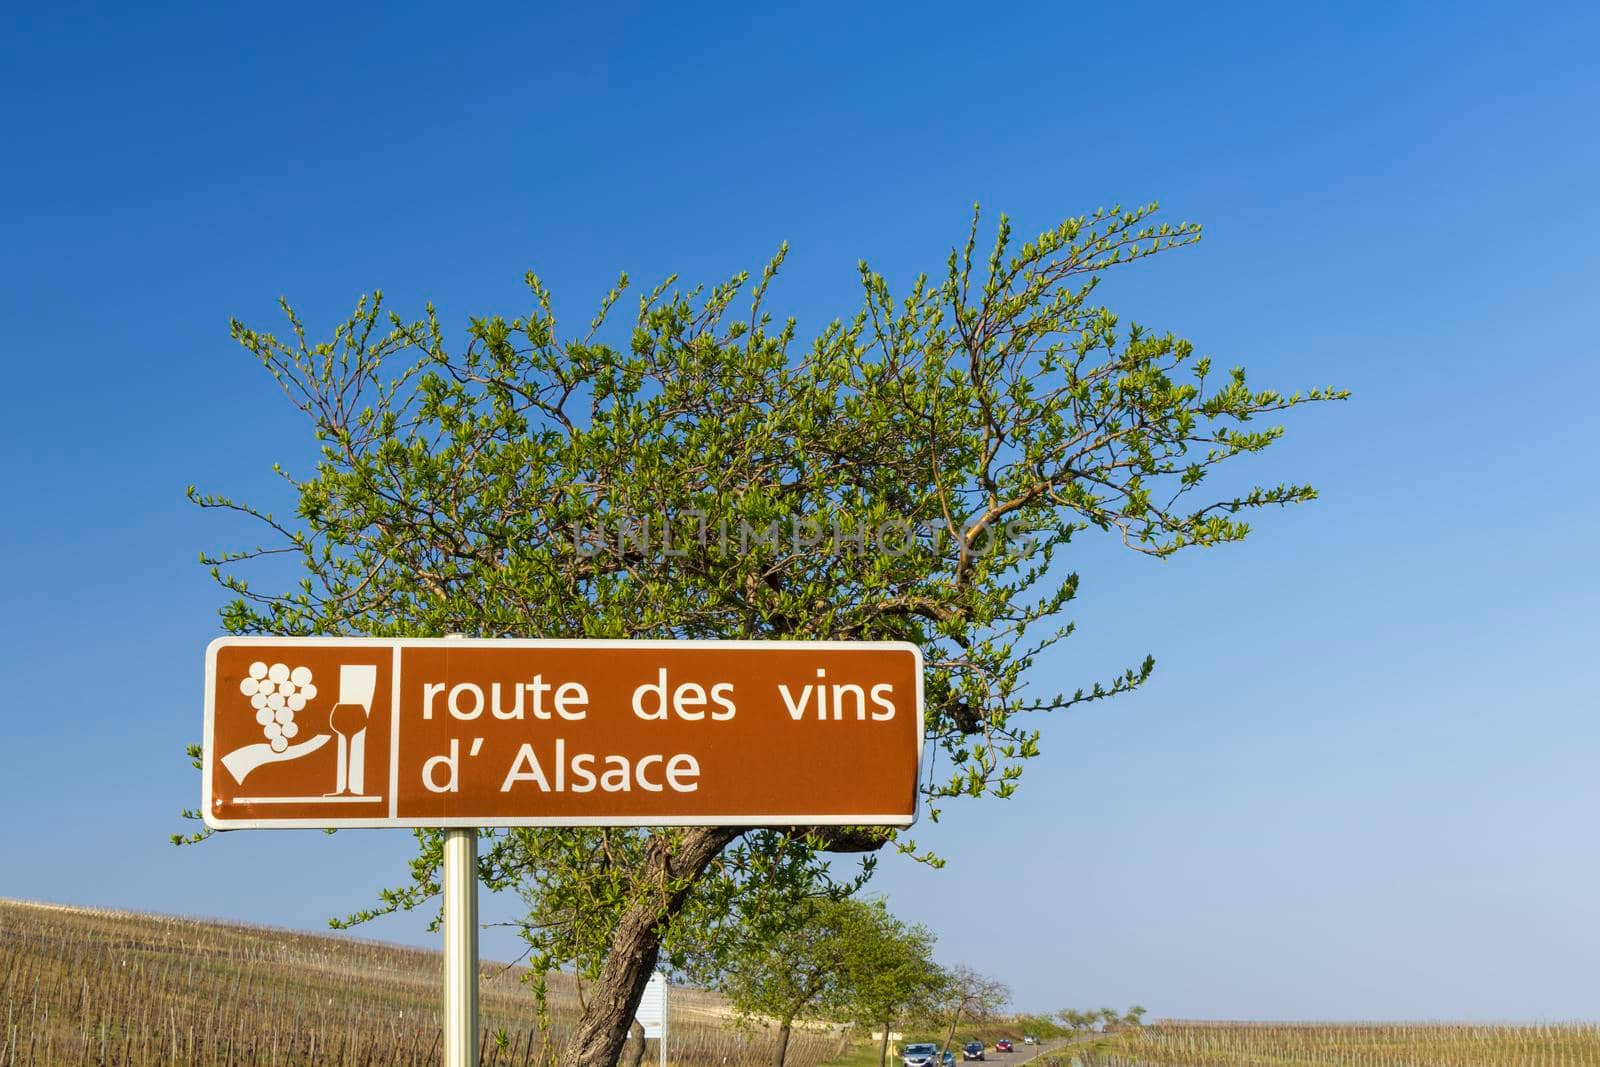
[203,638,924,829]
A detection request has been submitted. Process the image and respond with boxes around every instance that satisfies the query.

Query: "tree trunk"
[878,1017,892,1067]
[943,1008,962,1061]
[623,1022,646,1067]
[773,1019,794,1067]
[559,827,739,1067]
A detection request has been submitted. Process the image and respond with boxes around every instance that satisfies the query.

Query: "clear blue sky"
[2,2,1596,1022]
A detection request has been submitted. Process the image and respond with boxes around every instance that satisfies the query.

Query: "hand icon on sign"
[221,661,332,783]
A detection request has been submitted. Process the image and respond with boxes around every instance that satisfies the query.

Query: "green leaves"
[709,897,945,1037]
[193,201,1343,1004]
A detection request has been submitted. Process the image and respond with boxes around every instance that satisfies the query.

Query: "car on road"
[994,1039,1014,1053]
[902,1044,941,1067]
[942,1053,956,1067]
[1023,1037,1038,1046]
[963,1041,985,1061]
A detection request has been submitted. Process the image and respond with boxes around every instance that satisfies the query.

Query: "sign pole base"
[443,827,480,1067]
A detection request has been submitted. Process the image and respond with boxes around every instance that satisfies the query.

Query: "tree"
[187,203,1343,1066]
[713,897,858,1067]
[1012,1013,1065,1040]
[836,904,945,1067]
[705,896,941,1067]
[927,966,1010,1053]
[1059,1005,1143,1033]
[1059,1009,1093,1033]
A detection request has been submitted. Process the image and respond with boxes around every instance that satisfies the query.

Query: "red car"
[994,1040,1014,1053]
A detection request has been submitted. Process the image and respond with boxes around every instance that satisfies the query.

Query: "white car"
[903,1044,941,1067]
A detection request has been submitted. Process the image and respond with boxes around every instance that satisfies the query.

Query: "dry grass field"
[0,899,848,1067]
[9,900,1594,1067]
[1045,1021,1600,1067]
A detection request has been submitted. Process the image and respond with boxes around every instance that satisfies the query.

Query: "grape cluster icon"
[238,662,317,753]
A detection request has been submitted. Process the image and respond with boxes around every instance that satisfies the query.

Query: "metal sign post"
[440,631,481,1067]
[442,827,479,1067]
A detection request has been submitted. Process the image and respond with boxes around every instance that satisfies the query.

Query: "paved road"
[990,1035,1095,1065]
[961,1038,1077,1067]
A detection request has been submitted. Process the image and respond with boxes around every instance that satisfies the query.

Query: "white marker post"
[442,827,479,1067]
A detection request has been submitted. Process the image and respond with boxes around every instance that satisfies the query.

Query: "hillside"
[1040,1021,1600,1067]
[0,898,846,1066]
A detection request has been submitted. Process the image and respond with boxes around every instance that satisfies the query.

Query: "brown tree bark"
[773,1019,794,1067]
[878,1017,893,1067]
[623,1021,646,1067]
[559,827,739,1067]
[943,1008,963,1063]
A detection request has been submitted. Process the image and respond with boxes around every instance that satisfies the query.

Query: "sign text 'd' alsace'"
[203,638,924,829]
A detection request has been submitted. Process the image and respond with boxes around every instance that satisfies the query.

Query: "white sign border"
[203,636,925,831]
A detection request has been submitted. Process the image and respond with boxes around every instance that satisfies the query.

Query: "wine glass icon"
[326,664,377,797]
